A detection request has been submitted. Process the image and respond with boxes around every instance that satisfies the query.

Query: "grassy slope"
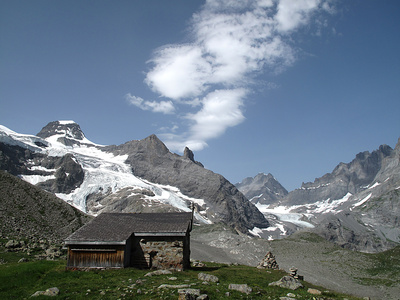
[358,245,400,287]
[0,249,363,300]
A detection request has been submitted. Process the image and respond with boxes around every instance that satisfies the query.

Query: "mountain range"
[236,140,400,252]
[1,121,399,253]
[0,121,267,234]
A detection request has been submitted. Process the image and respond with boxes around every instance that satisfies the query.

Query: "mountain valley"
[1,120,399,254]
[1,120,400,299]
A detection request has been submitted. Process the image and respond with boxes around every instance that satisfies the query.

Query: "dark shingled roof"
[65,212,193,245]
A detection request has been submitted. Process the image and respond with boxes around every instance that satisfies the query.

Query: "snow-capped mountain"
[238,139,400,252]
[0,121,268,233]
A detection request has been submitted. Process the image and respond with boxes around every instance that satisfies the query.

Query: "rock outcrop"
[269,276,303,290]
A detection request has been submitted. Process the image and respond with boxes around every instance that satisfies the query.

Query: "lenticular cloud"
[129,0,333,152]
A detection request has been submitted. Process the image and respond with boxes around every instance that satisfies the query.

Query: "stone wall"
[130,235,190,271]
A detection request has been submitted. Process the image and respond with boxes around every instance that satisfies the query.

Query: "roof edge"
[135,232,188,237]
[65,241,126,246]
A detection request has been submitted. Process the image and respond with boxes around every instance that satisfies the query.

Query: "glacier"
[0,124,210,223]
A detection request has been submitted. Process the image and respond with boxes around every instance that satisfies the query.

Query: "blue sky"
[1,0,399,191]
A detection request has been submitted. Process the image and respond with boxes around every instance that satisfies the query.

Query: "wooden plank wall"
[67,245,125,268]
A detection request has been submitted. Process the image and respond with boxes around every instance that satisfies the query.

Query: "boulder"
[144,269,172,277]
[178,288,200,300]
[31,287,59,297]
[228,284,252,294]
[198,273,219,283]
[5,240,20,248]
[158,284,191,289]
[18,258,28,263]
[269,276,303,290]
[307,288,322,295]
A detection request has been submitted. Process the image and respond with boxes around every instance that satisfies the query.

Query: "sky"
[1,0,399,192]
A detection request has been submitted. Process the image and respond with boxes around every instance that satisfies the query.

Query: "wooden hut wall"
[67,244,126,269]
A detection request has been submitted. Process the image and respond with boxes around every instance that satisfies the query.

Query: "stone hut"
[64,212,193,271]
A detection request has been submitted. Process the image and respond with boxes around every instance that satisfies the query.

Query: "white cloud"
[188,89,246,142]
[275,0,321,32]
[159,89,246,152]
[145,45,211,100]
[126,94,175,114]
[129,0,334,152]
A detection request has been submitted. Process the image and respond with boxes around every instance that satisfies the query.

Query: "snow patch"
[58,120,76,125]
[256,204,314,228]
[249,224,287,238]
[28,166,57,172]
[0,125,49,152]
[303,192,353,214]
[368,182,381,189]
[19,174,56,185]
[249,227,263,237]
[353,193,372,207]
[300,183,331,190]
[250,194,263,201]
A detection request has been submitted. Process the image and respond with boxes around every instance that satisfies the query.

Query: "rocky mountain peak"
[255,172,275,182]
[236,172,288,205]
[395,137,400,150]
[183,147,204,167]
[37,121,85,141]
[183,147,195,161]
[140,134,169,156]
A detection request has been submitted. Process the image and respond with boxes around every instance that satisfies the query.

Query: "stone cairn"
[257,251,279,270]
[289,267,298,278]
[289,267,304,280]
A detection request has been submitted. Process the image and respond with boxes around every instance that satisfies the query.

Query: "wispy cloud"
[126,94,175,114]
[129,0,334,152]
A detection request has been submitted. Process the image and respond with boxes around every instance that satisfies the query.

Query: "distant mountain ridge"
[237,138,400,252]
[282,144,393,206]
[235,173,288,205]
[0,121,268,233]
